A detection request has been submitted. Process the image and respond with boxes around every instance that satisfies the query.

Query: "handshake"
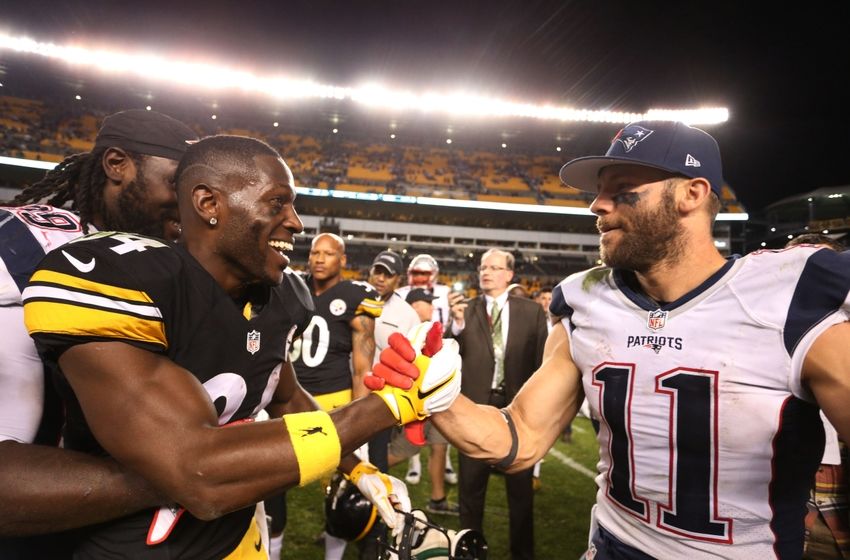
[365,321,462,425]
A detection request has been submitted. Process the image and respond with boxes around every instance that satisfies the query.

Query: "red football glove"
[365,322,444,390]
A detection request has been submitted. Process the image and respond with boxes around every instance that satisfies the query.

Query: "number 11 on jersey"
[592,362,733,543]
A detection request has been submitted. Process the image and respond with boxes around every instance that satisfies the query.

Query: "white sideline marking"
[547,448,596,480]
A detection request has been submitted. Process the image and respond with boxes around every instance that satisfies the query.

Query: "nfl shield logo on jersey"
[246,330,261,355]
[646,309,668,331]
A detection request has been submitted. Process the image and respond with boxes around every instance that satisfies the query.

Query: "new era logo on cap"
[558,120,724,196]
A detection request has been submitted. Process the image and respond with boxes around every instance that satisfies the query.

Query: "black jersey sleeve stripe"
[784,249,850,356]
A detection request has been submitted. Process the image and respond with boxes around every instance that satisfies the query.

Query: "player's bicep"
[509,322,583,459]
[803,321,850,443]
[59,341,219,485]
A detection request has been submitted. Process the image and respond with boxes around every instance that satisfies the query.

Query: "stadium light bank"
[0,155,747,221]
[0,32,728,126]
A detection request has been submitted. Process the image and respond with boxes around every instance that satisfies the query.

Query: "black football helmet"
[324,473,378,542]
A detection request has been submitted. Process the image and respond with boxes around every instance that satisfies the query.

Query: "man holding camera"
[446,248,548,559]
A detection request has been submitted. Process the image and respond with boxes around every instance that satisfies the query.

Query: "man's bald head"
[311,232,346,254]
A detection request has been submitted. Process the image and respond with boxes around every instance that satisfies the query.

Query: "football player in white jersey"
[367,121,850,559]
[0,110,197,556]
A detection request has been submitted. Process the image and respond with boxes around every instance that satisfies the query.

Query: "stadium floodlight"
[0,32,728,125]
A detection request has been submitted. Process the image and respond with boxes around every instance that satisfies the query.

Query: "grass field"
[280,417,600,559]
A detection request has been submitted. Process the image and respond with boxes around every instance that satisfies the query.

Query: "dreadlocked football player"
[0,109,197,558]
[22,135,460,558]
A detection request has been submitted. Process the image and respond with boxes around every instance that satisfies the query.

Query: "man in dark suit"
[447,249,548,560]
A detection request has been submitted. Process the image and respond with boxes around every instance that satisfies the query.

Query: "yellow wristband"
[283,410,341,486]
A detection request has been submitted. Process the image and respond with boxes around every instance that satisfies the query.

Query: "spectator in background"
[447,249,548,559]
[786,233,850,560]
[532,286,554,329]
[508,282,529,298]
[367,250,420,468]
[406,287,438,322]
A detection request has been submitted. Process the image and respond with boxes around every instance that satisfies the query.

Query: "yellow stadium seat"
[477,194,538,205]
[334,183,387,194]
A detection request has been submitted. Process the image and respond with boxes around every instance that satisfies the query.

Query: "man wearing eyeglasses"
[446,248,548,559]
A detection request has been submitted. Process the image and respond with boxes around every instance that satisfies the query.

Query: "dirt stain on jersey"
[582,267,609,291]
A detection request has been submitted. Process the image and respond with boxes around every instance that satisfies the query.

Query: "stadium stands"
[0,91,751,287]
[0,94,748,214]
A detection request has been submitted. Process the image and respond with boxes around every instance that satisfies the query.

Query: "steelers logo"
[329,298,347,316]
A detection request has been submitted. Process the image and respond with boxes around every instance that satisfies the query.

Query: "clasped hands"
[365,321,461,424]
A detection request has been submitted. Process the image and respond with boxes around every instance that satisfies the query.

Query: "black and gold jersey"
[290,278,382,396]
[22,231,313,559]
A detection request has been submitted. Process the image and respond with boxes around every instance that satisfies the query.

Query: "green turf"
[279,417,599,559]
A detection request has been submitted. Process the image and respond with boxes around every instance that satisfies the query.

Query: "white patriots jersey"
[396,283,451,324]
[0,205,90,444]
[0,205,89,306]
[552,246,850,559]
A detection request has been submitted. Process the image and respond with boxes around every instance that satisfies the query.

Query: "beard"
[599,187,686,273]
[101,172,168,239]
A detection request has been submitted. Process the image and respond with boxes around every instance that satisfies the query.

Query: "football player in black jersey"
[290,232,383,559]
[293,233,382,407]
[22,136,462,559]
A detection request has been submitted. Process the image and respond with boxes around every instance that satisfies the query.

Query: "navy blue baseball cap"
[559,121,724,196]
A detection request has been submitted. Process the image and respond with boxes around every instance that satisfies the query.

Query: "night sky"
[2,0,848,212]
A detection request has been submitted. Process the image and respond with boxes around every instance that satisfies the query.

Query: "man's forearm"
[0,441,162,536]
[431,395,512,463]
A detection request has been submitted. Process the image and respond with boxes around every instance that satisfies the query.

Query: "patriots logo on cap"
[615,125,654,153]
